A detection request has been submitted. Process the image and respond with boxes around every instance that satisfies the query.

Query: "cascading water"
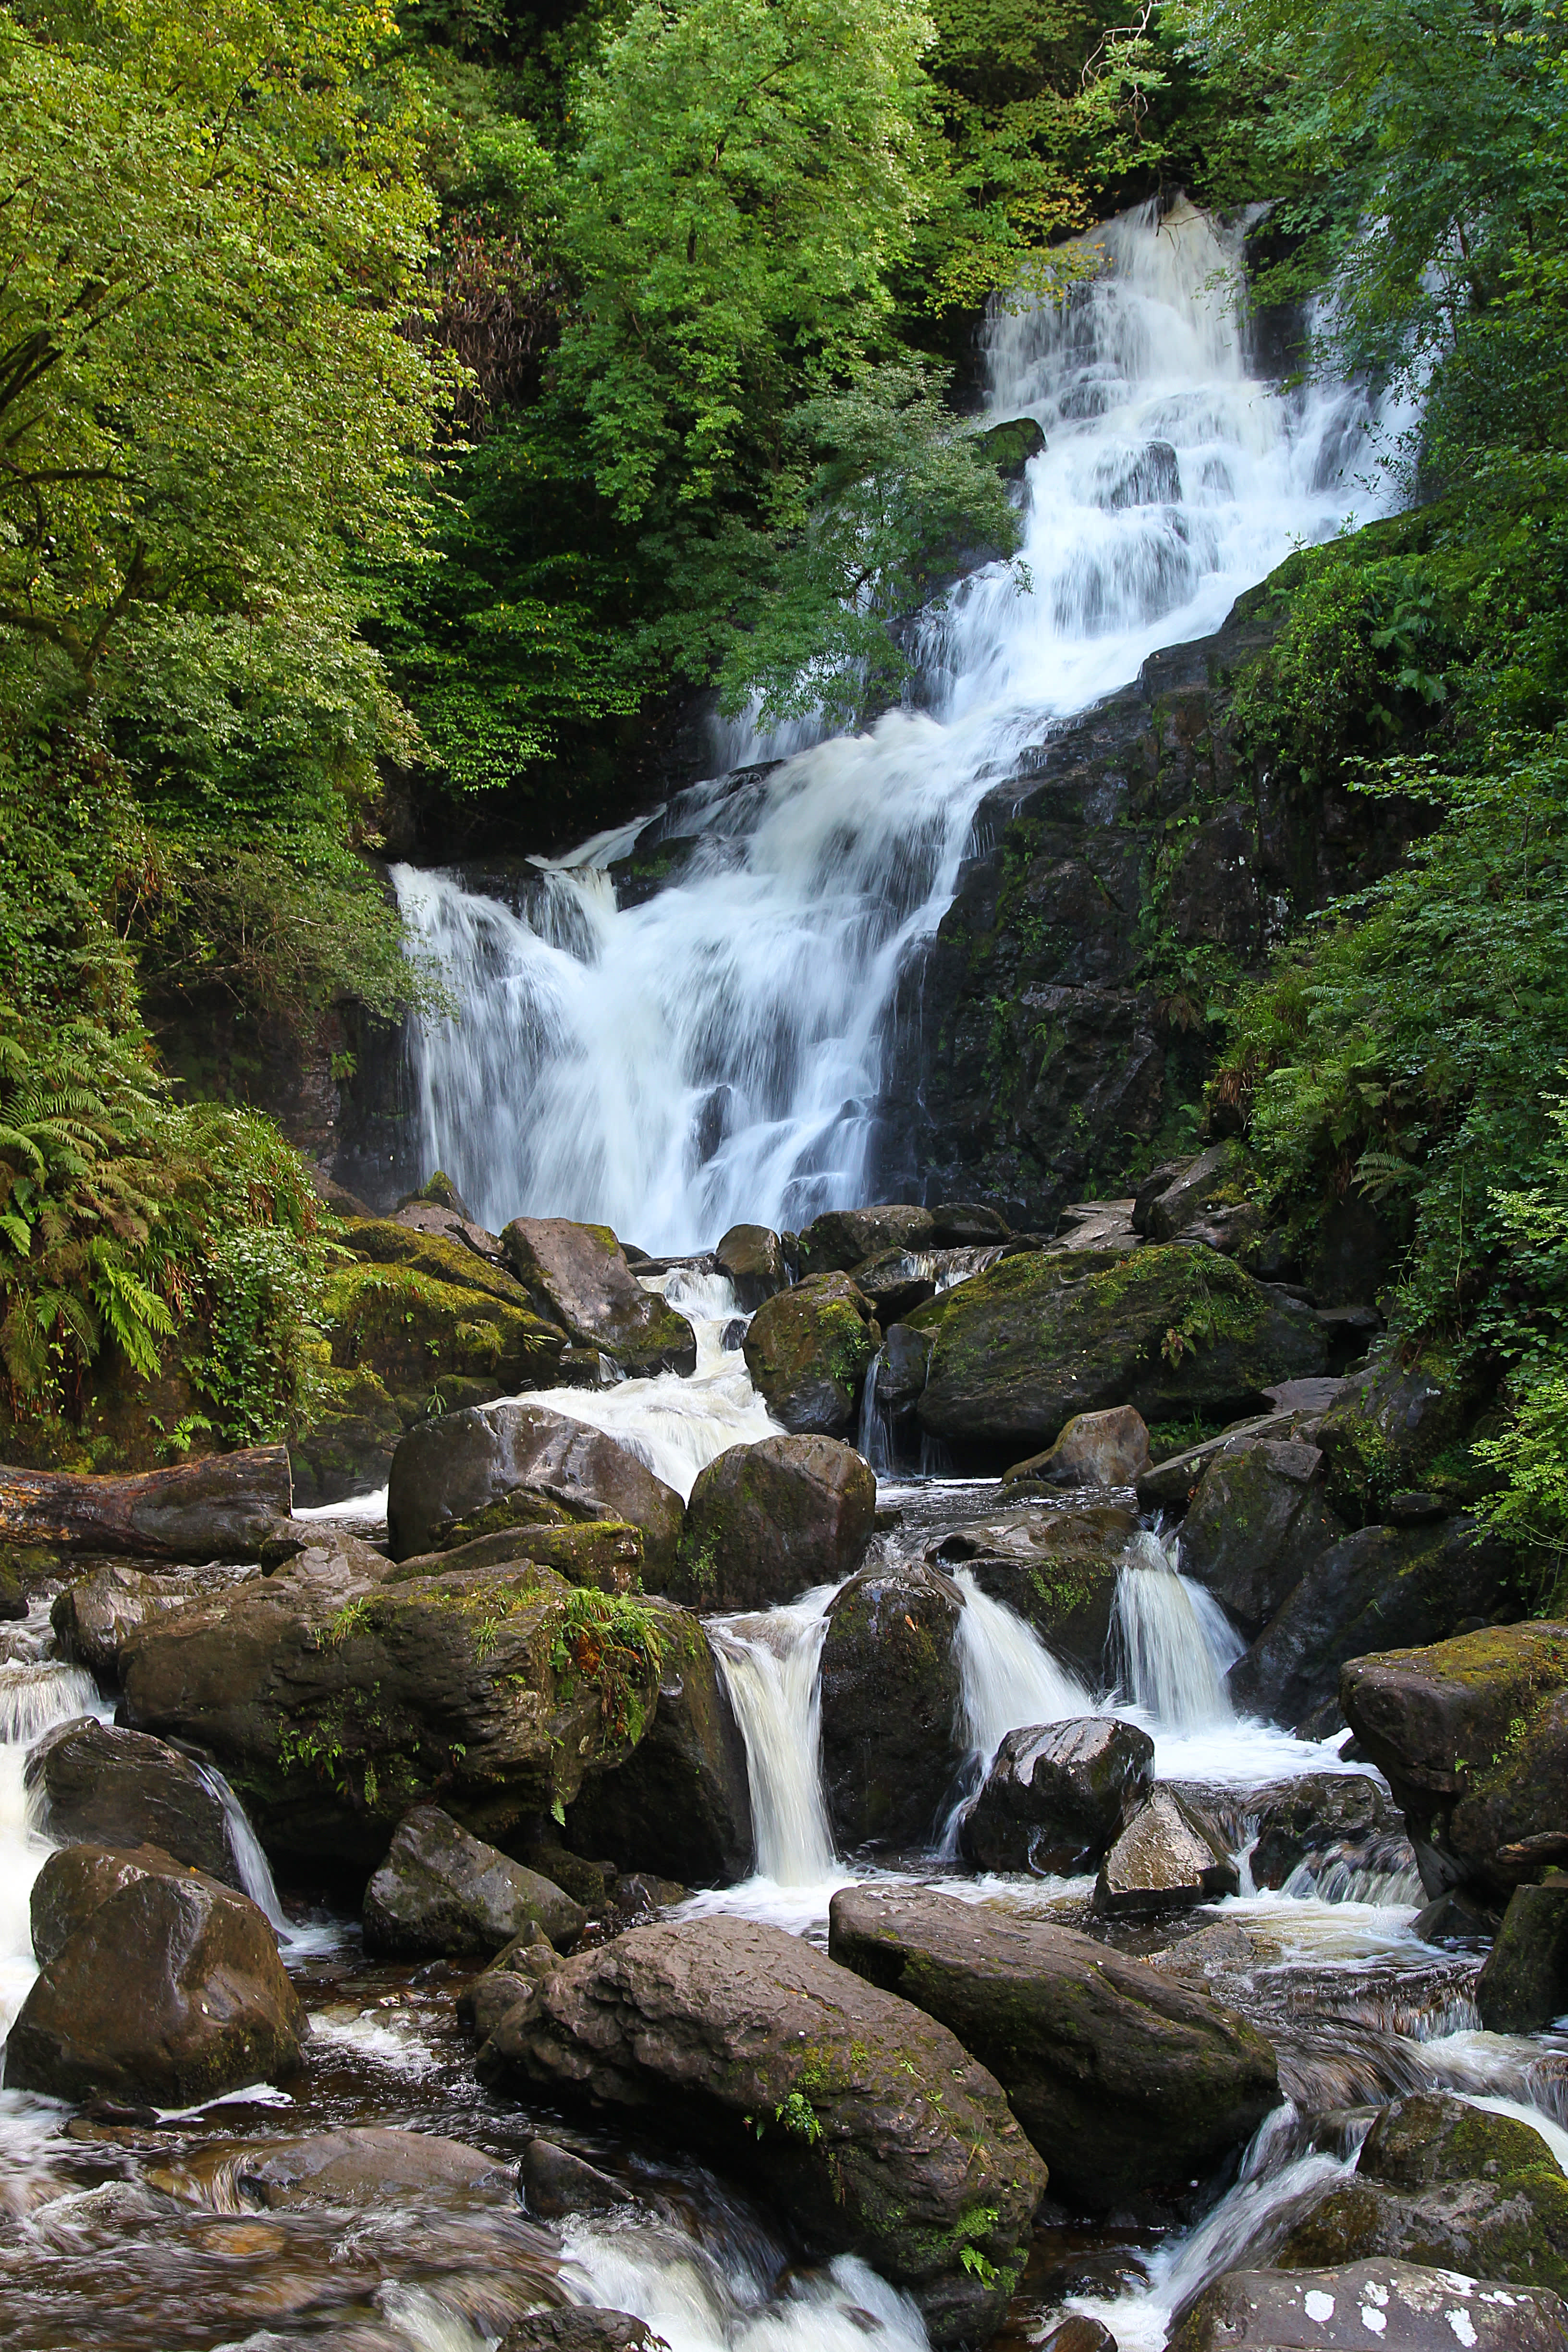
[394,199,1412,1245]
[1114,1525,1244,1730]
[706,1587,839,1890]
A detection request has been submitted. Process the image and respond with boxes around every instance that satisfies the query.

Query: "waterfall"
[856,1348,895,1476]
[393,198,1411,1245]
[949,1568,1095,1780]
[708,1588,838,1886]
[1113,1528,1243,1730]
[193,1757,289,1933]
[0,1655,108,2046]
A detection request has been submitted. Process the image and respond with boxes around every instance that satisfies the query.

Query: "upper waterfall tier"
[394,199,1413,1248]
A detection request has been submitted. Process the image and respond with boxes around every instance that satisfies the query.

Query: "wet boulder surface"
[50,1557,258,1686]
[827,1882,1279,2209]
[740,1270,877,1436]
[23,1715,244,1888]
[1476,1878,1568,2033]
[1168,2258,1568,2350]
[960,1715,1154,1874]
[669,1433,875,1611]
[1002,1404,1152,1493]
[1177,1434,1347,1638]
[1093,1783,1240,1915]
[501,1216,698,1376]
[362,1803,587,1956]
[475,1912,1047,2346]
[927,1501,1133,1684]
[817,1558,965,1850]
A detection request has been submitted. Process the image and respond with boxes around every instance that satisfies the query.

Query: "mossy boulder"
[322,1260,562,1408]
[929,1501,1135,1684]
[1178,1436,1347,1638]
[670,1434,875,1611]
[388,1518,647,1597]
[910,1244,1327,1458]
[741,1270,877,1436]
[290,1364,404,1506]
[1317,1347,1484,1524]
[1476,1879,1568,2033]
[501,1216,697,1376]
[798,1204,935,1272]
[974,415,1046,481]
[1277,2091,1568,2299]
[818,1559,965,1850]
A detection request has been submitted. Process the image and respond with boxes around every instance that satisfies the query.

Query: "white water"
[708,1587,839,1888]
[395,198,1411,1245]
[1115,1527,1245,1729]
[192,1757,289,1934]
[0,1652,110,2044]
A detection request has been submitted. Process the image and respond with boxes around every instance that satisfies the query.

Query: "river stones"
[1340,1621,1568,1903]
[476,1912,1046,2346]
[927,1502,1132,1684]
[7,1843,305,2107]
[1243,1772,1404,1892]
[363,1804,586,1956]
[501,1216,698,1376]
[827,1882,1278,2208]
[1275,2093,1568,2299]
[500,2315,661,2352]
[1003,1406,1152,1493]
[120,1543,664,1870]
[24,1717,244,1889]
[670,1434,875,1611]
[818,1559,965,1850]
[713,1223,787,1309]
[1476,1879,1568,2033]
[798,1204,935,1271]
[386,1398,685,1577]
[741,1271,877,1436]
[908,1244,1327,1456]
[1177,1436,1347,1638]
[1168,2259,1568,2350]
[960,1716,1154,1874]
[218,2124,513,2207]
[520,2139,634,2219]
[1093,1784,1239,1915]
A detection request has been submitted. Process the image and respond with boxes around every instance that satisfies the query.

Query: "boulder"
[910,1245,1327,1456]
[399,1169,474,1218]
[960,1716,1154,1874]
[1317,1349,1481,1524]
[362,1804,586,1956]
[500,2315,661,2352]
[214,2124,512,2208]
[798,1205,936,1273]
[520,2139,634,2220]
[475,1913,1046,2346]
[931,1201,1011,1245]
[1133,1158,1196,1234]
[1141,1140,1245,1243]
[1168,2259,1567,2351]
[389,1518,648,1598]
[501,1217,697,1376]
[1002,1405,1152,1492]
[50,1559,256,1687]
[929,1502,1133,1685]
[1178,1437,1347,1639]
[1242,1773,1404,1892]
[24,1717,242,1888]
[1093,1785,1239,1915]
[1340,1622,1568,1903]
[1275,2093,1568,2301]
[386,1399,685,1580]
[827,1883,1278,2209]
[850,1245,942,1321]
[120,1541,663,1870]
[514,1845,614,1911]
[30,1838,187,1965]
[741,1272,877,1437]
[1476,1880,1568,2033]
[6,1844,305,2106]
[818,1560,964,1849]
[289,1364,405,1505]
[567,1605,753,1886]
[670,1435,875,1612]
[974,416,1046,481]
[1229,1518,1517,1737]
[713,1223,786,1311]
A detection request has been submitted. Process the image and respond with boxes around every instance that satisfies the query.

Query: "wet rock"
[1475,1880,1568,2034]
[931,1201,1011,1245]
[670,1435,875,1612]
[911,1244,1327,1457]
[288,1364,406,1506]
[389,1519,648,1598]
[400,1169,474,1218]
[514,1844,614,1911]
[1178,1437,1347,1639]
[121,1544,662,1870]
[1318,1349,1482,1524]
[51,1559,258,1687]
[930,1502,1134,1685]
[24,1717,242,1888]
[1133,1159,1195,1234]
[1413,1887,1500,1943]
[818,1560,964,1849]
[6,1845,304,2106]
[1002,1405,1152,1492]
[477,1913,1046,2347]
[713,1223,786,1310]
[501,1216,698,1376]
[386,1398,685,1580]
[500,2315,661,2352]
[363,1804,586,1956]
[1340,1621,1568,1903]
[567,1605,753,1886]
[741,1271,877,1436]
[29,1839,188,1965]
[1276,2092,1568,2301]
[798,1204,936,1272]
[850,1244,943,1320]
[975,416,1047,481]
[828,1882,1278,2209]
[1167,2258,1567,2350]
[961,1716,1154,1874]
[226,2124,510,2207]
[1244,1773,1402,1892]
[1230,1518,1517,1736]
[1037,2323,1116,2352]
[1141,1141,1245,1242]
[520,2139,634,2219]
[1093,1785,1239,1915]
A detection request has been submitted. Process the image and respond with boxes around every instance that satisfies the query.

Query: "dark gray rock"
[363,1804,586,1955]
[798,1205,935,1272]
[818,1561,964,1850]
[1243,1772,1404,1892]
[1143,1140,1245,1242]
[520,2139,634,2220]
[1168,2260,1567,2350]
[1476,1880,1568,2034]
[961,1717,1154,1874]
[1093,1786,1239,1915]
[1178,1437,1347,1638]
[670,1435,874,1612]
[23,1717,241,1888]
[713,1223,786,1310]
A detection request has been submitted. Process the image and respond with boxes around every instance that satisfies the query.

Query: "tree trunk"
[0,1447,293,1561]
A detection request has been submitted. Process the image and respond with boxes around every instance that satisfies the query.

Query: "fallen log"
[0,1446,293,1561]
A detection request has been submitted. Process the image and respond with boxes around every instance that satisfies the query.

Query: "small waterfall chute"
[709,1587,839,1886]
[856,1347,895,1476]
[191,1757,289,1933]
[1113,1528,1242,1731]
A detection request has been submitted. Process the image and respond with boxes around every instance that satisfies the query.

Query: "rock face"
[362,1804,586,1955]
[910,1245,1327,1457]
[1094,1785,1240,1914]
[476,1913,1046,2345]
[818,1561,965,1849]
[713,1223,786,1310]
[24,1717,243,1888]
[1168,2259,1567,2351]
[927,1502,1131,1686]
[1476,1880,1568,2034]
[828,1883,1278,2208]
[961,1717,1154,1874]
[1003,1405,1152,1492]
[6,1843,305,2106]
[798,1204,935,1272]
[385,1398,685,1578]
[1178,1437,1347,1638]
[1230,1519,1518,1736]
[120,1539,664,1870]
[567,1606,754,1886]
[51,1559,257,1687]
[1317,1349,1480,1523]
[670,1435,875,1611]
[741,1272,877,1436]
[1276,2093,1568,2302]
[501,1216,698,1375]
[1141,1142,1246,1241]
[1340,1622,1568,1902]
